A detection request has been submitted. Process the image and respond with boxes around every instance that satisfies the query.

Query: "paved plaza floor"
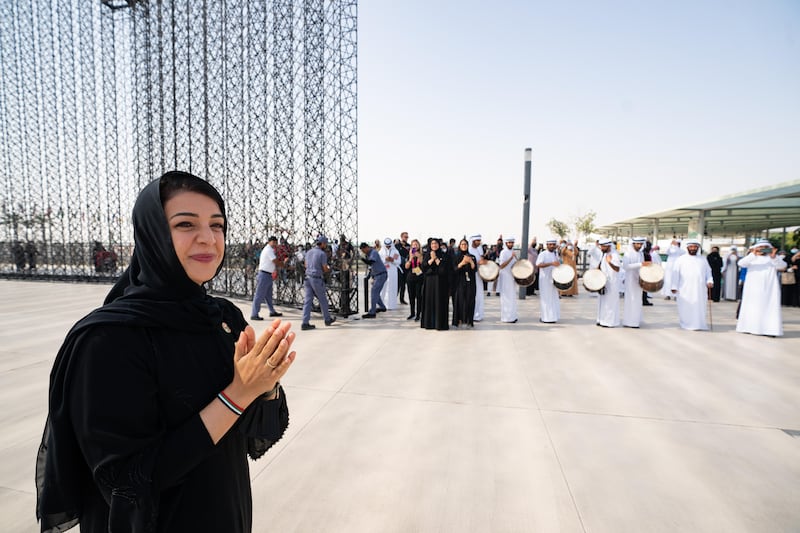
[1,279,799,532]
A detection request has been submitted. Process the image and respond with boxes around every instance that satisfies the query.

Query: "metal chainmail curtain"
[0,0,359,315]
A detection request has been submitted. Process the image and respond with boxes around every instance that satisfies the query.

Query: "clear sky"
[357,0,800,246]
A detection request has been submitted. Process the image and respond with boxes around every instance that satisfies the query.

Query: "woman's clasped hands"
[230,319,297,408]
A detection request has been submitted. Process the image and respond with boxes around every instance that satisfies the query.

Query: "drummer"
[498,236,519,323]
[597,238,622,327]
[535,238,561,324]
[468,234,486,322]
[622,237,651,328]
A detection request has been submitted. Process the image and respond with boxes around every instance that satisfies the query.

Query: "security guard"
[301,235,336,330]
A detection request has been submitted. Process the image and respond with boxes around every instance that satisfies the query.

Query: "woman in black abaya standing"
[420,237,450,330]
[36,171,297,533]
[452,238,477,328]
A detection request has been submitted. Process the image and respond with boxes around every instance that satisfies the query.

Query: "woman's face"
[411,239,420,251]
[459,240,468,250]
[163,191,225,285]
[430,240,439,251]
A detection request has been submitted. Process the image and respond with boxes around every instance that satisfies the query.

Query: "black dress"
[36,172,289,533]
[707,251,723,302]
[452,251,477,327]
[420,249,450,330]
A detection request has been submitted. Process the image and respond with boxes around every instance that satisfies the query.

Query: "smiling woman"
[36,171,298,533]
[164,191,226,285]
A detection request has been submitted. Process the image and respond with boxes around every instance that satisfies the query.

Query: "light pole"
[519,148,532,299]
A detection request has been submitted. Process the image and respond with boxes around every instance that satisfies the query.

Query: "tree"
[547,218,569,239]
[574,211,597,242]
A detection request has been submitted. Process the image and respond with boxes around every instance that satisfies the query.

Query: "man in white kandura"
[622,237,650,328]
[721,246,740,301]
[670,238,713,331]
[469,234,486,322]
[535,238,561,323]
[597,238,621,327]
[736,241,786,337]
[497,236,518,323]
[379,237,400,310]
[662,238,685,300]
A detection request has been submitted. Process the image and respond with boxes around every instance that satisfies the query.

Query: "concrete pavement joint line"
[540,407,799,433]
[330,389,538,410]
[251,335,394,481]
[513,335,588,533]
[250,388,340,481]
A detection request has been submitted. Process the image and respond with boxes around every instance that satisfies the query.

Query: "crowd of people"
[247,228,797,338]
[351,233,794,337]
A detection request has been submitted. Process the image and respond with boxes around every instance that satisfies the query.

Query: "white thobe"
[470,245,485,321]
[498,248,518,322]
[736,254,785,336]
[597,252,621,327]
[721,253,739,301]
[588,246,602,269]
[535,250,560,323]
[650,251,662,264]
[379,245,400,310]
[661,245,686,297]
[671,254,712,330]
[622,248,644,327]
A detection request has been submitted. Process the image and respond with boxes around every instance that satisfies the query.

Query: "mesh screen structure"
[0,0,359,314]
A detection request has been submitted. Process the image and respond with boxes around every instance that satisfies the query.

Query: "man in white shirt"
[250,236,283,320]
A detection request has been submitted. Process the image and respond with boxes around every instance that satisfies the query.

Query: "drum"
[478,261,499,282]
[552,264,575,291]
[511,259,536,287]
[639,263,665,292]
[582,268,607,293]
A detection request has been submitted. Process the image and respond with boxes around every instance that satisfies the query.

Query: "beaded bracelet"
[217,391,244,416]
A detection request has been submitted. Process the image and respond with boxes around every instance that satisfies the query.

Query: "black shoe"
[250,316,264,321]
[269,311,283,317]
[407,314,415,320]
[414,316,420,321]
[643,302,653,306]
[325,317,336,326]
[376,308,387,313]
[400,300,408,304]
[362,313,376,319]
[301,323,316,330]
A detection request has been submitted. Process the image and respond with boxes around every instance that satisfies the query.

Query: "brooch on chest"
[221,322,232,333]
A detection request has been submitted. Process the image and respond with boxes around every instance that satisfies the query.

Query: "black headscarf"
[36,171,246,531]
[99,170,228,330]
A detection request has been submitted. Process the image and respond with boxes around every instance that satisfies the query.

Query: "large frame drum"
[511,259,536,287]
[639,264,665,292]
[552,264,575,291]
[478,261,499,282]
[582,269,607,293]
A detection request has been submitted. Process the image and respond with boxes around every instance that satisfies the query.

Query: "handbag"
[780,270,795,285]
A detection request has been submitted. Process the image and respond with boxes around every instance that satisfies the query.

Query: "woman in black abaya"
[452,238,477,328]
[36,171,297,533]
[420,237,450,330]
